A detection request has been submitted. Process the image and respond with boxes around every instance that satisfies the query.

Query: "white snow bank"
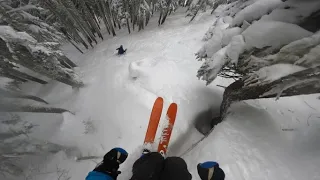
[201,45,229,84]
[232,0,283,26]
[202,17,230,41]
[222,27,242,46]
[242,21,313,49]
[226,35,246,64]
[200,22,241,58]
[223,16,233,24]
[260,9,301,24]
[185,96,320,180]
[201,29,223,58]
[128,58,159,78]
[260,0,320,24]
[244,64,306,86]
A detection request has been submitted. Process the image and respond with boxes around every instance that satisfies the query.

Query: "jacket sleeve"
[86,171,114,180]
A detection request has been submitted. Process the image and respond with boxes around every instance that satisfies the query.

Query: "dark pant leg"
[160,157,192,180]
[130,152,164,180]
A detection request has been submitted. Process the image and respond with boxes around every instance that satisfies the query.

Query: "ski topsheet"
[143,97,177,156]
[144,97,163,145]
[158,103,177,156]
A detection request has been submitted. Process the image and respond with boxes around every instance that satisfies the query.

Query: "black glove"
[131,152,164,180]
[197,161,225,180]
[94,148,128,180]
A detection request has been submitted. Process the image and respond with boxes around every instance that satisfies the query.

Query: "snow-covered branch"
[6,5,43,13]
[0,26,83,88]
[197,0,320,86]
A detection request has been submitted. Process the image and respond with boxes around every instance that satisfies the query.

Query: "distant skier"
[116,45,127,55]
[86,148,225,180]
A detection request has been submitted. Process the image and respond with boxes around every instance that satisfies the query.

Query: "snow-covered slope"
[184,97,320,180]
[17,8,320,180]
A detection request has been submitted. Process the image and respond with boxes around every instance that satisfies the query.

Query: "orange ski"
[144,97,164,145]
[158,103,177,156]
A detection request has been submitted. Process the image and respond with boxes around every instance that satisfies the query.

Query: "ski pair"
[143,97,177,156]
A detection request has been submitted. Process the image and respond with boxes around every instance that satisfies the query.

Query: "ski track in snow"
[19,10,320,180]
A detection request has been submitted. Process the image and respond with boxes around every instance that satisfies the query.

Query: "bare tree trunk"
[96,0,111,35]
[122,0,131,33]
[211,0,226,14]
[61,29,84,53]
[190,0,206,22]
[160,9,169,24]
[44,0,89,49]
[100,0,116,36]
[59,0,98,45]
[158,8,163,25]
[152,0,157,14]
[127,18,131,33]
[160,0,172,25]
[79,0,104,40]
[59,56,77,68]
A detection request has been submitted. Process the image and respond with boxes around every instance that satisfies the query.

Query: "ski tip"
[168,103,178,110]
[156,97,164,102]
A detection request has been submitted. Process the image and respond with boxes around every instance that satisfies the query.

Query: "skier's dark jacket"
[86,171,114,180]
[116,45,126,55]
[86,152,192,180]
[86,171,113,180]
[130,152,192,180]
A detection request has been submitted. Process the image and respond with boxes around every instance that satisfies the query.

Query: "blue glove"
[94,148,128,179]
[197,161,225,180]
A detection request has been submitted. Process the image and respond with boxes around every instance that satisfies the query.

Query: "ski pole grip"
[197,161,225,180]
[104,148,128,164]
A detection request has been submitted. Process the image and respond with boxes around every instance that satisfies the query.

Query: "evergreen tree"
[195,0,320,126]
[0,26,84,87]
[0,113,72,178]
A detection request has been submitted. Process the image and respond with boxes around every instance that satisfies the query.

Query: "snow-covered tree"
[187,0,230,21]
[187,0,214,21]
[1,0,82,88]
[196,0,320,118]
[0,26,83,87]
[0,112,73,179]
